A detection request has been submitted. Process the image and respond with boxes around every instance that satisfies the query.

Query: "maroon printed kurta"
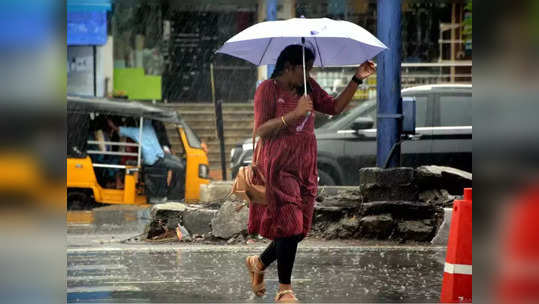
[248,78,337,240]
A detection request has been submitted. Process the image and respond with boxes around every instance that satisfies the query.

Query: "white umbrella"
[216,17,387,120]
[216,17,387,69]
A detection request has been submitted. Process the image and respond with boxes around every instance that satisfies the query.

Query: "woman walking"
[245,44,375,303]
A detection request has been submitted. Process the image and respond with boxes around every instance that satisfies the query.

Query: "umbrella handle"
[302,38,307,97]
[302,38,311,117]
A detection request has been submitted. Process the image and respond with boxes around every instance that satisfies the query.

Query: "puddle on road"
[67,205,151,234]
[67,211,94,224]
[67,247,445,303]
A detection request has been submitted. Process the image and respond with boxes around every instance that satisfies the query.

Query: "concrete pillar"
[376,0,402,168]
[96,36,114,97]
[135,34,144,68]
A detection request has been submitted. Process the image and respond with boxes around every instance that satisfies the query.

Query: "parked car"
[230,84,472,185]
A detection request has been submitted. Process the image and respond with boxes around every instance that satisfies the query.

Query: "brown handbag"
[230,134,267,205]
[231,80,280,206]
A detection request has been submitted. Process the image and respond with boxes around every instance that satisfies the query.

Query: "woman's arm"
[256,96,313,138]
[333,60,376,115]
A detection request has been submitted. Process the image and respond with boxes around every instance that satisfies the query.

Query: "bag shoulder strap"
[252,80,278,166]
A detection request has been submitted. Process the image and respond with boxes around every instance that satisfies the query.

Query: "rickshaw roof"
[67,96,184,124]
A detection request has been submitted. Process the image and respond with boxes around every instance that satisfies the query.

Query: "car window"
[359,95,428,128]
[411,96,428,127]
[318,99,376,130]
[439,95,472,126]
[363,106,377,127]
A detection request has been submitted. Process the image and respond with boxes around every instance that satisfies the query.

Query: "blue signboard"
[67,11,107,45]
[67,0,111,46]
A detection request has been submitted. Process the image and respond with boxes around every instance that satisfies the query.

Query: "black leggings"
[259,234,304,284]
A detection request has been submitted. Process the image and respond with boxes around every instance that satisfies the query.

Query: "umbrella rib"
[314,37,324,67]
[258,37,273,66]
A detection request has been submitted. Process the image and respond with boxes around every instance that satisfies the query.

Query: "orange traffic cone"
[440,188,472,303]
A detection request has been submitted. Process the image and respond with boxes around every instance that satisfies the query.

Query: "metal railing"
[87,117,144,170]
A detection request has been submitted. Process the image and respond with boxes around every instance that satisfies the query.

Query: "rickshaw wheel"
[67,190,93,210]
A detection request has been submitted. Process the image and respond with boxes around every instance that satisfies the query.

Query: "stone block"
[361,201,436,220]
[149,202,188,230]
[415,165,472,195]
[359,167,415,187]
[211,201,249,239]
[360,184,419,202]
[419,189,456,207]
[396,220,434,242]
[183,208,218,235]
[357,214,394,239]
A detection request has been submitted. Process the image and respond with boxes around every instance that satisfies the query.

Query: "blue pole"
[376,0,402,168]
[266,0,277,79]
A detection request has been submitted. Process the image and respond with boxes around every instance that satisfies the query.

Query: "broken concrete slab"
[416,165,472,180]
[140,166,462,243]
[183,208,218,235]
[149,202,188,231]
[361,201,436,220]
[150,202,187,218]
[336,216,361,239]
[145,203,188,239]
[359,167,415,186]
[145,202,220,240]
[211,201,249,239]
[415,165,472,195]
[357,214,394,240]
[359,167,418,202]
[319,189,363,208]
[396,220,435,242]
[360,184,419,202]
[317,186,358,195]
[419,189,456,208]
[323,222,342,240]
[341,215,360,231]
[313,204,356,232]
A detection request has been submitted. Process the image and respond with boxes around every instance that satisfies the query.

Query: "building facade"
[68,0,472,102]
[67,0,114,97]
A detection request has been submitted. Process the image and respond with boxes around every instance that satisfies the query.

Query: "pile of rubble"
[142,199,255,244]
[143,165,471,244]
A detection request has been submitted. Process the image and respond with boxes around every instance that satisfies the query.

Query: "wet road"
[67,206,447,303]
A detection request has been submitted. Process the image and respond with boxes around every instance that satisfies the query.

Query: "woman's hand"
[355,60,376,80]
[256,95,312,139]
[294,95,313,117]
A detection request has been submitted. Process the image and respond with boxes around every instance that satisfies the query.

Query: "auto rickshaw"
[67,96,210,207]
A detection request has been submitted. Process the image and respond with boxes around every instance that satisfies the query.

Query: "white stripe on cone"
[444,262,472,275]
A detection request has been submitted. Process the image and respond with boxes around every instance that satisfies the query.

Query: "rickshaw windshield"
[181,122,202,149]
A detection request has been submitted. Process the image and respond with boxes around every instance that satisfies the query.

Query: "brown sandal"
[245,256,266,297]
[275,289,298,303]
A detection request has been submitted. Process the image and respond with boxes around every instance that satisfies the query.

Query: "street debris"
[176,224,191,241]
[138,166,469,244]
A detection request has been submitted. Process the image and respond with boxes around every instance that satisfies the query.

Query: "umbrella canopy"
[216,17,387,67]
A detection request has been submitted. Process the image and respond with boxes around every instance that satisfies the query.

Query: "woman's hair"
[270,44,315,79]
